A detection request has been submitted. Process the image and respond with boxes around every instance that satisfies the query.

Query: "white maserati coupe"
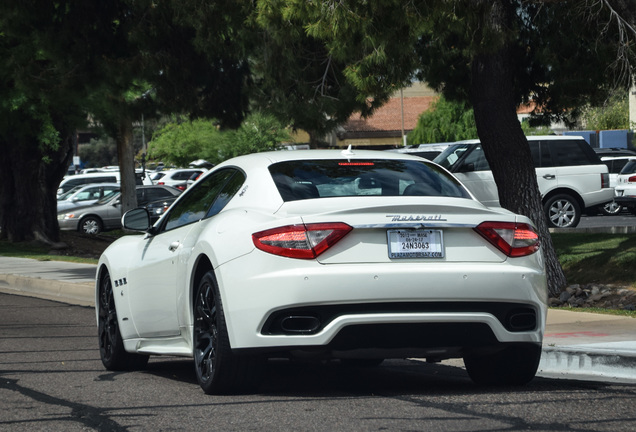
[96,149,547,394]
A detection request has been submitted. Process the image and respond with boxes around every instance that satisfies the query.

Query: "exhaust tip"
[280,315,321,334]
[506,309,536,331]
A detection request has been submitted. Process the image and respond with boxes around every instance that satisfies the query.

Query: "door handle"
[168,241,180,252]
[542,174,556,180]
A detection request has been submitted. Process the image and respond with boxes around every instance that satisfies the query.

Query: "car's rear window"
[620,160,636,175]
[269,159,471,202]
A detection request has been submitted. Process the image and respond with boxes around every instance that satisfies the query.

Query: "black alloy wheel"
[193,271,261,395]
[98,270,148,370]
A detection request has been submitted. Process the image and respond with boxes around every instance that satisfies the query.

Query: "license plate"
[387,229,444,259]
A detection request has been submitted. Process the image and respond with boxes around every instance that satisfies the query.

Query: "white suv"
[434,135,613,228]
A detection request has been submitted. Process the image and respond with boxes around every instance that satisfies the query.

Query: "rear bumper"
[614,196,636,207]
[582,188,616,208]
[216,252,548,357]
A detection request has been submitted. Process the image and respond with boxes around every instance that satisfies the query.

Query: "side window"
[174,171,199,181]
[163,169,239,231]
[529,142,542,168]
[610,159,630,174]
[144,188,173,203]
[620,160,636,175]
[103,187,119,199]
[458,145,490,172]
[94,176,116,184]
[533,141,553,168]
[548,140,594,166]
[75,190,93,201]
[206,171,245,217]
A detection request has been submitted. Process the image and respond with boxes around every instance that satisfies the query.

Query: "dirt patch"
[49,231,117,260]
[549,283,636,311]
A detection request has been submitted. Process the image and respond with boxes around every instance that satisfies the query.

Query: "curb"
[538,346,636,383]
[0,274,94,307]
[550,225,636,234]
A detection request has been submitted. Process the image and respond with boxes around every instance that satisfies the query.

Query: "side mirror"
[122,208,151,232]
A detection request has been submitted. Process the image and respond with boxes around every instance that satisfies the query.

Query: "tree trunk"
[116,116,138,215]
[470,1,567,297]
[0,133,73,244]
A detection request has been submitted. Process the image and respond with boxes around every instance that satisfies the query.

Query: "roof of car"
[453,135,586,145]
[215,149,429,168]
[594,147,636,155]
[600,156,636,161]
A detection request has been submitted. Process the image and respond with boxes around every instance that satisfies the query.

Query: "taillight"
[628,176,636,183]
[474,222,540,257]
[253,223,352,259]
[601,173,610,188]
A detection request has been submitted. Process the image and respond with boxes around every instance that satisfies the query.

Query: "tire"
[193,271,261,395]
[544,194,581,228]
[80,216,102,235]
[463,344,541,386]
[601,200,622,216]
[98,270,149,371]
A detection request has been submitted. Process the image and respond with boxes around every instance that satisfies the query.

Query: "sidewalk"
[1,256,634,383]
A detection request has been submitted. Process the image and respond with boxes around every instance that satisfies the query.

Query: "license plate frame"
[387,229,444,259]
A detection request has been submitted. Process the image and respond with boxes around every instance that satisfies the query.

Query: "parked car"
[613,159,636,214]
[598,156,636,215]
[57,170,153,197]
[58,185,181,234]
[95,150,547,394]
[151,168,205,187]
[434,135,614,228]
[57,183,120,213]
[385,143,453,160]
[171,171,205,191]
[144,196,179,224]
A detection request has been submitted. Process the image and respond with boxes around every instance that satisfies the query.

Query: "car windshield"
[269,159,471,202]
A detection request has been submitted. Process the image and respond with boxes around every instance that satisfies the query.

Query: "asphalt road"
[578,211,636,229]
[2,292,636,431]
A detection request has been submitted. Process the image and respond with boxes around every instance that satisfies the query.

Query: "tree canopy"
[147,112,290,166]
[0,0,252,242]
[256,0,636,295]
[2,0,636,295]
[408,96,478,145]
